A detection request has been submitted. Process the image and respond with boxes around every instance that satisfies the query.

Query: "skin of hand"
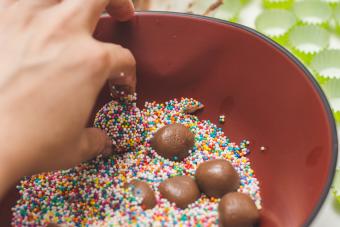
[0,0,136,198]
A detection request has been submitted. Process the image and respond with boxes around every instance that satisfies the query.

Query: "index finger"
[100,42,137,95]
[106,0,134,22]
[59,0,134,32]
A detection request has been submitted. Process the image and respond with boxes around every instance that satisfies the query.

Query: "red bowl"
[0,12,338,227]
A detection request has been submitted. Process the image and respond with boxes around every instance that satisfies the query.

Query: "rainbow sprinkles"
[12,95,261,226]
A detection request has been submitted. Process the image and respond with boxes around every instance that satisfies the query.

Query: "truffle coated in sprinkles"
[12,95,261,226]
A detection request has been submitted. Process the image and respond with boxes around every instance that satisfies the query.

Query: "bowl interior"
[0,12,337,227]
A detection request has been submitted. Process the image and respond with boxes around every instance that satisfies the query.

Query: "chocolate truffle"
[151,123,195,161]
[159,176,200,209]
[195,159,240,198]
[127,180,156,210]
[218,192,259,227]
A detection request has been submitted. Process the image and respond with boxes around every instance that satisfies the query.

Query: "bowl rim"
[107,11,338,226]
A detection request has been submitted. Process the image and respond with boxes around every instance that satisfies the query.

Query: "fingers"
[106,0,135,21]
[59,0,109,32]
[76,127,113,160]
[62,128,112,169]
[18,0,61,11]
[59,0,134,32]
[4,0,61,23]
[4,0,134,32]
[100,42,136,94]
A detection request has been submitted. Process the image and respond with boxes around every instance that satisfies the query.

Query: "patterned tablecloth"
[240,1,340,225]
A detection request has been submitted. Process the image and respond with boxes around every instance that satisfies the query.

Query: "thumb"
[61,128,113,169]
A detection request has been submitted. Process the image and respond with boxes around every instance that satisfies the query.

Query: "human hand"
[0,0,136,197]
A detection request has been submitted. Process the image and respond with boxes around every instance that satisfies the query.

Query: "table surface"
[239,1,340,226]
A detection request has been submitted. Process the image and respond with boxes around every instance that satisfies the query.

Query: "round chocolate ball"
[127,180,156,210]
[151,123,195,161]
[159,176,200,209]
[195,159,240,198]
[218,192,259,227]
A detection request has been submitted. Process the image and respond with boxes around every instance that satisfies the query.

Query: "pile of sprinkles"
[12,96,261,226]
